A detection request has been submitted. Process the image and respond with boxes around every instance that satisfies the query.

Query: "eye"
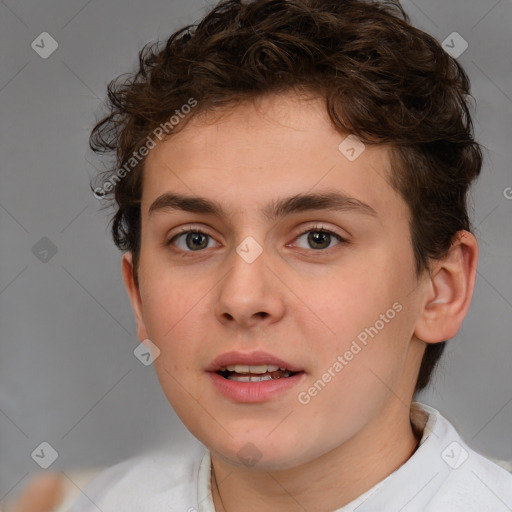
[293,226,346,250]
[168,229,219,252]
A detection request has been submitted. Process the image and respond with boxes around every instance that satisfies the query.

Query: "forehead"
[141,93,407,224]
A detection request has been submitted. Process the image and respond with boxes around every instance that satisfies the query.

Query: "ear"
[122,252,149,341]
[414,230,478,344]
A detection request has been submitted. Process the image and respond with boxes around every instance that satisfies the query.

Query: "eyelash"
[291,225,347,250]
[167,224,348,253]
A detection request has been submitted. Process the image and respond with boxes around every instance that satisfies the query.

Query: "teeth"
[225,364,249,373]
[227,374,280,382]
[223,364,281,373]
[226,371,292,382]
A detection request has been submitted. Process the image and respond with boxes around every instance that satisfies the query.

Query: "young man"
[63,0,512,510]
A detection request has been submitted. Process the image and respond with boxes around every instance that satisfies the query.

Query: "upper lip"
[206,350,303,373]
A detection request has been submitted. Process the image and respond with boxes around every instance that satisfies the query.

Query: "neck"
[211,403,421,512]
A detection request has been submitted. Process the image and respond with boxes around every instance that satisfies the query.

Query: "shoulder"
[419,403,512,512]
[424,449,512,511]
[65,439,207,512]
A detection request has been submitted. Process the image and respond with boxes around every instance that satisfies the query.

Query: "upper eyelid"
[295,224,345,238]
[168,223,343,237]
[168,225,216,240]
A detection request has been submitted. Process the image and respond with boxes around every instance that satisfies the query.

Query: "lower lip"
[207,372,305,403]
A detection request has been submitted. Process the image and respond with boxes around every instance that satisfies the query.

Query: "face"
[124,93,427,471]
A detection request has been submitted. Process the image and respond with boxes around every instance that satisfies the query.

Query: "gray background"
[1,0,511,505]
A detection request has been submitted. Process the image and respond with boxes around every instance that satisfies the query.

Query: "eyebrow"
[148,191,378,220]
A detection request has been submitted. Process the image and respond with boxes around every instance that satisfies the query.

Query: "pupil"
[186,232,208,250]
[308,231,330,249]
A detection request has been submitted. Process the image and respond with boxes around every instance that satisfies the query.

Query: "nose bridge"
[214,236,284,326]
[223,237,268,305]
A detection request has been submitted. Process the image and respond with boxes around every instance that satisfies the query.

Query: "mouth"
[206,351,305,402]
[216,364,300,382]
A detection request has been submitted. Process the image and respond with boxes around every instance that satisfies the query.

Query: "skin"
[122,92,478,511]
[6,473,64,512]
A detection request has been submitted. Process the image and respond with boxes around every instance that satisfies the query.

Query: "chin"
[206,433,314,472]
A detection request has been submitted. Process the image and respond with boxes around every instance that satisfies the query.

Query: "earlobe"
[414,230,478,344]
[121,252,149,341]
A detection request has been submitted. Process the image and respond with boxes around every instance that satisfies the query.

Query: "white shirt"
[66,403,512,511]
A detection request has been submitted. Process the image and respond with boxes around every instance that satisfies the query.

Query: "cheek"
[296,263,414,382]
[139,277,208,407]
[296,308,413,433]
[297,267,397,340]
[138,272,209,360]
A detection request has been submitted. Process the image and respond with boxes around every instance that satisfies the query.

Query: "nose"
[212,241,285,330]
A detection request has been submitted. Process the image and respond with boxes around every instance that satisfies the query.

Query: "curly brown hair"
[89,0,482,393]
